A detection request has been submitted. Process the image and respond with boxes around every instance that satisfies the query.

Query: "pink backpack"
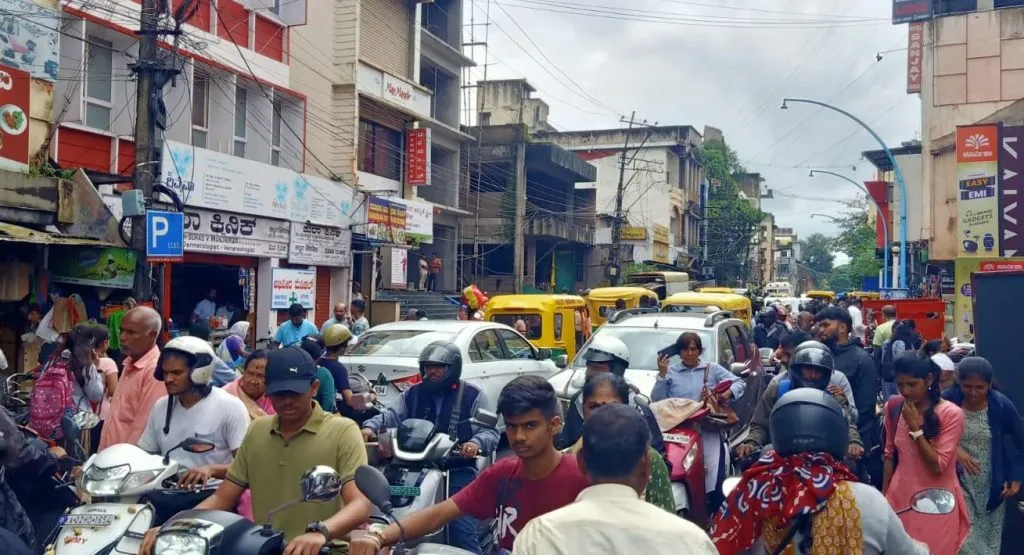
[29,356,75,439]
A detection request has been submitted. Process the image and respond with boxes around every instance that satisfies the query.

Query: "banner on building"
[999,125,1024,256]
[0,66,31,170]
[366,196,408,244]
[406,128,432,186]
[620,227,648,241]
[390,248,408,288]
[0,0,60,81]
[271,268,316,310]
[652,224,670,264]
[50,247,137,289]
[893,0,932,24]
[907,23,924,93]
[289,222,351,267]
[399,198,434,244]
[183,208,290,258]
[956,124,1000,258]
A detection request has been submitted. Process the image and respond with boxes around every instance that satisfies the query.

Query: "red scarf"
[709,451,857,555]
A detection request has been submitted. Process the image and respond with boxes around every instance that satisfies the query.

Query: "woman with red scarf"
[711,388,926,555]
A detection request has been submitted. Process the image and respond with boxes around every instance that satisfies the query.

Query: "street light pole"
[782,98,907,289]
[809,213,842,222]
[809,170,891,290]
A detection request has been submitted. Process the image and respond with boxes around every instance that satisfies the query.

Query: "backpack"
[29,356,75,440]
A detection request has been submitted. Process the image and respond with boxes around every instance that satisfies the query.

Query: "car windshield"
[348,330,457,357]
[572,327,714,370]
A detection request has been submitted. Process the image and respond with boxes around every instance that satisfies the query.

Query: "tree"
[828,205,882,291]
[801,233,835,288]
[699,140,762,285]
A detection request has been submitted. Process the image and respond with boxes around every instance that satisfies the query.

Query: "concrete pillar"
[257,257,280,342]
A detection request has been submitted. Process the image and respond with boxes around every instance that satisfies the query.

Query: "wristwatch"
[305,521,331,541]
[909,429,924,440]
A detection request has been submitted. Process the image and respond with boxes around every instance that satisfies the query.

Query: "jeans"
[447,467,481,553]
[427,273,440,292]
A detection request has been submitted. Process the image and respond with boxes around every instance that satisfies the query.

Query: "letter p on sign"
[145,210,184,262]
[151,216,168,248]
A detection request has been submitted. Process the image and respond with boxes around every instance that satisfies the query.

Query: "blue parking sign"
[146,210,184,262]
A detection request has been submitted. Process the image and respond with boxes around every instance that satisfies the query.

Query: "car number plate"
[58,514,116,527]
[390,486,420,497]
[373,384,389,397]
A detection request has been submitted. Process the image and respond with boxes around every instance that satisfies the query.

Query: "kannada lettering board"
[183,208,290,257]
[366,196,407,244]
[288,222,351,267]
[271,268,316,310]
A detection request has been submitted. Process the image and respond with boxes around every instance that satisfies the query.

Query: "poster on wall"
[399,198,434,244]
[288,222,351,267]
[952,258,1024,339]
[390,248,408,288]
[0,65,31,170]
[956,124,1000,258]
[999,125,1024,257]
[0,1,60,81]
[366,196,407,244]
[183,208,290,257]
[406,128,432,186]
[271,268,316,309]
[50,247,137,289]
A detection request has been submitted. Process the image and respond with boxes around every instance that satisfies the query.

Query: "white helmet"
[157,336,218,386]
[583,335,630,369]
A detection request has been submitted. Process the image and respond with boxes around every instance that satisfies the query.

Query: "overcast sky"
[466,0,920,242]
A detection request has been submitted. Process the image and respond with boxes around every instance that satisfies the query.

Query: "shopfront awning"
[0,222,124,247]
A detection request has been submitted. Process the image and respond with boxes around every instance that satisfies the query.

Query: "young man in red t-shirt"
[350,375,589,554]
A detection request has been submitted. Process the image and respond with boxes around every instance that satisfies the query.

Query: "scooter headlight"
[82,464,161,496]
[154,532,208,555]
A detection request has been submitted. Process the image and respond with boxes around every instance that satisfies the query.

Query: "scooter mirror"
[729,362,748,376]
[470,408,499,429]
[355,465,394,514]
[722,477,741,496]
[300,465,342,503]
[633,393,651,407]
[910,488,955,515]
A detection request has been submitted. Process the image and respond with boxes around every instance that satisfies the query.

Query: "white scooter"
[46,437,215,555]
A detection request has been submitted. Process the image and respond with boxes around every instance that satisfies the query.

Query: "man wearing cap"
[274,303,320,347]
[140,347,372,555]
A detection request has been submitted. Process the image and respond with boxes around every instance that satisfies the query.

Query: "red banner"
[0,65,32,168]
[956,125,999,164]
[907,23,924,93]
[406,128,432,186]
[865,181,890,249]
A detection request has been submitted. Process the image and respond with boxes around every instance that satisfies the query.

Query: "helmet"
[323,324,353,350]
[769,388,848,458]
[582,335,630,376]
[788,341,835,391]
[300,334,326,361]
[418,341,463,390]
[155,336,217,386]
[758,308,777,326]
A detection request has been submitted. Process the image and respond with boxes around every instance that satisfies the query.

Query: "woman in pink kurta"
[223,351,275,521]
[883,353,970,555]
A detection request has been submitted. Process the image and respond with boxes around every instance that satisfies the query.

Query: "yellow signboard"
[653,224,670,244]
[653,242,670,263]
[621,227,648,241]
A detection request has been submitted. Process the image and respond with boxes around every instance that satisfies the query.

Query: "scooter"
[651,398,716,524]
[45,437,215,555]
[365,408,500,552]
[149,465,342,555]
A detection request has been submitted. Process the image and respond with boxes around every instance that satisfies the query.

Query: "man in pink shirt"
[98,306,166,451]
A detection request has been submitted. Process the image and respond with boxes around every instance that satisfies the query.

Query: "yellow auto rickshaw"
[698,287,735,294]
[848,291,880,300]
[805,290,837,302]
[483,294,587,361]
[661,292,753,326]
[586,286,659,329]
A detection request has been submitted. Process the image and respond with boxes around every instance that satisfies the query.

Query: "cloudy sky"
[465,0,920,242]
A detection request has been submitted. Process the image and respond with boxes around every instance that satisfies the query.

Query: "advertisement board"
[366,196,408,244]
[0,0,60,81]
[288,222,351,267]
[183,208,290,258]
[406,128,432,186]
[400,198,434,244]
[955,124,1000,258]
[907,23,924,93]
[999,125,1024,256]
[0,65,31,169]
[50,247,137,289]
[892,0,932,23]
[271,268,316,310]
[620,227,648,241]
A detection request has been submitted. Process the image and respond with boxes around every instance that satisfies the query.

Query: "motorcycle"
[650,397,724,524]
[45,437,215,555]
[364,407,500,552]
[149,465,342,555]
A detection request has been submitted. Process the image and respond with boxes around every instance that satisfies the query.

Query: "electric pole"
[609,113,657,285]
[512,86,527,293]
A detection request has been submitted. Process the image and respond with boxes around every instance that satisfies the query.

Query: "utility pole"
[608,111,635,286]
[512,85,527,293]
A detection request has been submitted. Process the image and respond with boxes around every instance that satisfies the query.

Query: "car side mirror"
[470,408,499,429]
[554,354,568,368]
[536,348,552,361]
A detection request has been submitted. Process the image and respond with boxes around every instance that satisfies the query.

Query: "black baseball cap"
[264,347,318,395]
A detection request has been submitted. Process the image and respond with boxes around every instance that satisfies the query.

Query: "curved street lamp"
[809,169,891,289]
[810,213,842,223]
[782,98,907,289]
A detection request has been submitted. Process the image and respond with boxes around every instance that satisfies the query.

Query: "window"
[358,119,403,180]
[191,73,209,148]
[489,313,541,340]
[725,325,750,363]
[717,326,734,366]
[347,330,457,356]
[233,86,247,157]
[469,330,503,363]
[553,313,563,341]
[84,37,113,131]
[271,99,282,166]
[497,329,534,359]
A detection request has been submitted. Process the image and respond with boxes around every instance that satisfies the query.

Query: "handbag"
[700,364,739,433]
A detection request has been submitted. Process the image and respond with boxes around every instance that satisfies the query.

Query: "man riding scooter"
[359,341,499,553]
[555,336,666,465]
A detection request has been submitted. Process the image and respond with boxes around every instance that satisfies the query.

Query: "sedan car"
[340,320,558,423]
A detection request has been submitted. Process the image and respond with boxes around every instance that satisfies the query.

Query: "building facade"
[773,227,803,293]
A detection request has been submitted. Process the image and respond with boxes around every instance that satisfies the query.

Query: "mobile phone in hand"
[657,345,676,359]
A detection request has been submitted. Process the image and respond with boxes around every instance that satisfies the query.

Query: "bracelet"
[368,529,387,548]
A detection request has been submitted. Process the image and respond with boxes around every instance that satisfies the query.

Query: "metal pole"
[609,111,636,286]
[809,169,891,289]
[783,98,907,288]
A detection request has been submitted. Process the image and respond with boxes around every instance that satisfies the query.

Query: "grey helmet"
[788,341,835,391]
[769,388,848,458]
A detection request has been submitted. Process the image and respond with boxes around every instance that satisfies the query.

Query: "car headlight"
[154,532,208,555]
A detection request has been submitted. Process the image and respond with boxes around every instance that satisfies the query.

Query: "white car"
[340,320,558,421]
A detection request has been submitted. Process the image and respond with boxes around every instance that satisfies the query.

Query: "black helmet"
[418,341,463,390]
[769,388,848,458]
[788,341,834,391]
[758,308,777,326]
[300,334,326,361]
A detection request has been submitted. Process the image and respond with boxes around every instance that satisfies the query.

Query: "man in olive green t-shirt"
[872,305,897,348]
[141,347,371,555]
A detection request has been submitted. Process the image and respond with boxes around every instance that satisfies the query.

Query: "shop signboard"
[956,124,1000,258]
[50,247,137,289]
[288,222,351,267]
[0,65,31,169]
[183,208,290,258]
[366,196,407,244]
[397,198,433,244]
[999,125,1024,257]
[620,227,647,241]
[271,268,316,310]
[161,141,360,228]
[406,128,432,186]
[907,23,924,94]
[390,248,408,288]
[892,0,932,24]
[0,0,60,81]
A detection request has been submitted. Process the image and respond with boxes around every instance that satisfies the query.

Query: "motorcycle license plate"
[390,485,420,497]
[58,514,116,527]
[373,384,389,397]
